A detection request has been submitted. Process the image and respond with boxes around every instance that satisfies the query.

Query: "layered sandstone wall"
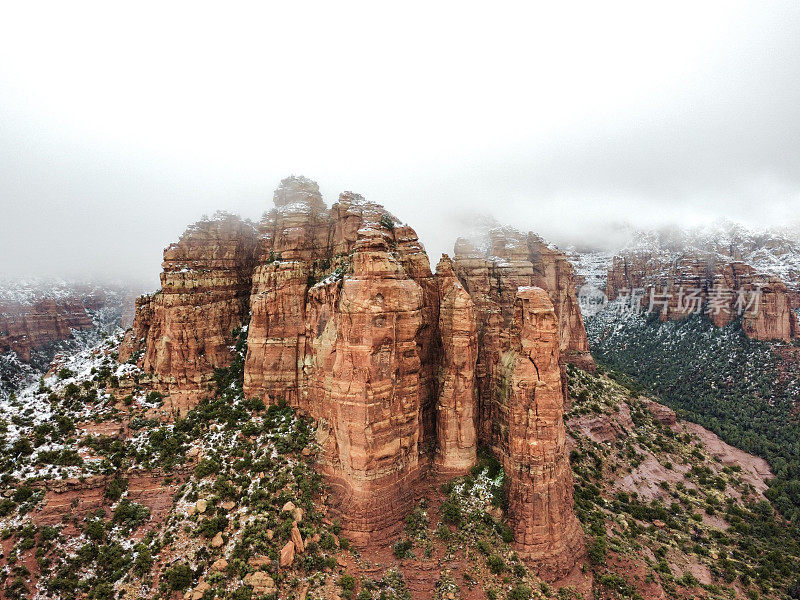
[0,298,93,361]
[504,288,585,579]
[435,255,478,474]
[527,234,594,370]
[241,178,438,539]
[0,284,137,363]
[119,214,259,412]
[311,229,425,541]
[606,255,799,341]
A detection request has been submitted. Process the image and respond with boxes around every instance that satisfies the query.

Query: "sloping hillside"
[565,364,800,600]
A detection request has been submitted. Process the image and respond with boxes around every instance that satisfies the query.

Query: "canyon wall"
[1,284,136,363]
[121,176,590,579]
[606,255,799,341]
[504,288,585,579]
[0,299,93,361]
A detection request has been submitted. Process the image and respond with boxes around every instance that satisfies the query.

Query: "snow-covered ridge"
[0,277,141,307]
[568,220,800,291]
[620,221,800,284]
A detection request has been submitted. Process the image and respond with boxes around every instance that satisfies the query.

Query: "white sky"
[1,1,799,285]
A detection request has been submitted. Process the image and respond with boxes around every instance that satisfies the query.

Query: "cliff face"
[435,255,478,473]
[606,255,799,341]
[0,282,136,364]
[119,214,258,413]
[310,228,425,541]
[120,176,590,580]
[527,234,594,370]
[0,299,93,361]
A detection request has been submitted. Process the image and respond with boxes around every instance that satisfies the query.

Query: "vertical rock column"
[394,225,441,459]
[243,176,332,409]
[323,228,425,543]
[504,287,585,579]
[452,238,502,447]
[434,255,478,474]
[527,233,595,371]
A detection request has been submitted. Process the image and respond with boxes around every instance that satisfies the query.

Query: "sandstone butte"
[606,254,800,341]
[119,175,595,581]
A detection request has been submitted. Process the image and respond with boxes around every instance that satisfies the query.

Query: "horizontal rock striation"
[1,284,135,364]
[0,299,93,362]
[119,213,258,413]
[606,254,799,341]
[504,287,585,579]
[120,176,590,579]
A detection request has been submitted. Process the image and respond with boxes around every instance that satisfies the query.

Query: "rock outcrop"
[0,298,93,361]
[120,176,591,580]
[1,283,135,364]
[119,214,258,413]
[434,255,478,473]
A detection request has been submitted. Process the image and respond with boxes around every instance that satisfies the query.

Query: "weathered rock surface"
[452,228,594,417]
[606,254,799,341]
[119,213,259,413]
[120,176,591,579]
[0,285,139,366]
[503,288,585,578]
[0,298,93,362]
[434,255,477,473]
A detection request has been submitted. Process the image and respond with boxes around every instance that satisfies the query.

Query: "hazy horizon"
[2,1,800,287]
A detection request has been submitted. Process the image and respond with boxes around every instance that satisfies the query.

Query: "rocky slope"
[585,305,800,531]
[565,364,800,600]
[117,176,593,585]
[1,321,797,599]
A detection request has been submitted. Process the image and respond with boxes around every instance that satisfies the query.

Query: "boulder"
[291,522,305,554]
[279,541,295,568]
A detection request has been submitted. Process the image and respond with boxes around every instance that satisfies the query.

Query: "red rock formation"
[120,177,588,576]
[0,298,92,361]
[243,179,438,541]
[119,214,258,412]
[606,255,799,341]
[313,228,424,542]
[527,234,594,371]
[504,287,585,578]
[434,255,477,474]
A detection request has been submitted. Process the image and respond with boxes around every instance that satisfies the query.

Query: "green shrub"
[393,539,413,559]
[104,478,127,502]
[507,584,532,600]
[339,573,357,599]
[112,499,150,530]
[436,524,452,541]
[57,368,74,380]
[379,214,396,231]
[588,536,607,565]
[440,499,462,526]
[194,458,221,479]
[164,562,194,591]
[487,554,505,574]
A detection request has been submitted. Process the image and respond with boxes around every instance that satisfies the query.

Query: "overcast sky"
[2,1,799,287]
